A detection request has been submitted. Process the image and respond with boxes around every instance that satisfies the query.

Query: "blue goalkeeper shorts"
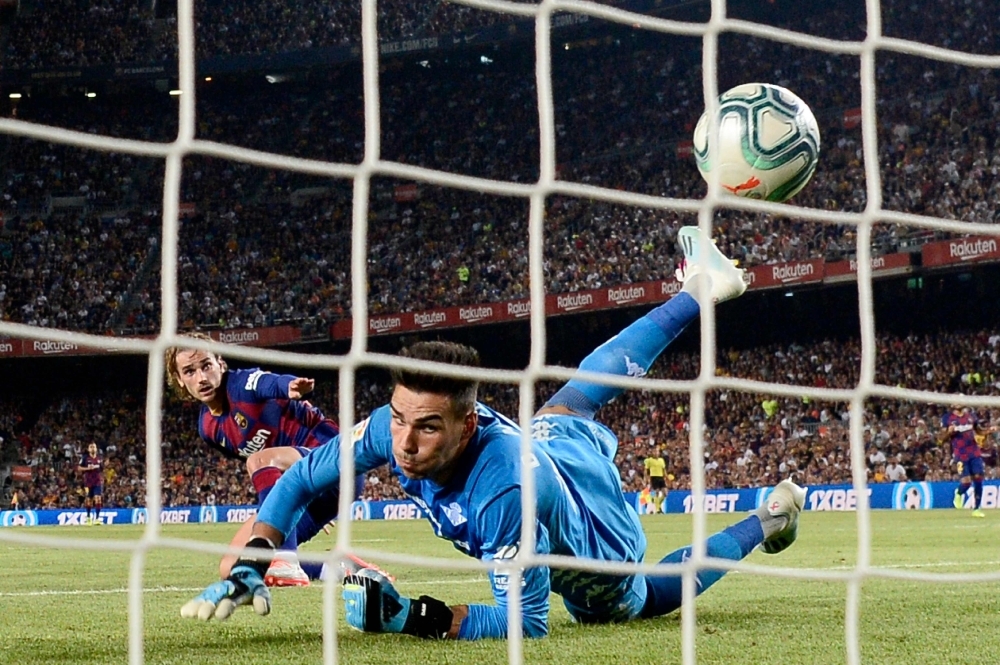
[532,414,648,623]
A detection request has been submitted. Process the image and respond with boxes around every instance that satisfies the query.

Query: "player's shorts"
[531,414,648,623]
[87,486,103,498]
[649,476,667,491]
[958,456,984,478]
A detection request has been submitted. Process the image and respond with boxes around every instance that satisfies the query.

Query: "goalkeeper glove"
[180,537,274,621]
[342,568,453,638]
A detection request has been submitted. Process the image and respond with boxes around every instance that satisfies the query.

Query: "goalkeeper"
[181,227,807,639]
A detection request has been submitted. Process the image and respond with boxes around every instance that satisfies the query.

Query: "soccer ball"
[692,83,820,202]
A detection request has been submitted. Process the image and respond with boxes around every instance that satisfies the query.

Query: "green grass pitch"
[2,510,999,664]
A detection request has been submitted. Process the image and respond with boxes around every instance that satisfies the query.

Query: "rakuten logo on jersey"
[241,429,272,457]
[607,285,645,305]
[459,305,493,323]
[555,293,593,312]
[414,311,447,328]
[950,237,998,260]
[370,316,402,333]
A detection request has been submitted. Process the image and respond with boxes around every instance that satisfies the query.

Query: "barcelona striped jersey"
[197,368,340,459]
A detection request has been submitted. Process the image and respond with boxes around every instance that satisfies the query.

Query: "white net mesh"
[3,0,1000,664]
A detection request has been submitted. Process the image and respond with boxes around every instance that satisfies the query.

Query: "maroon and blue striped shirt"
[197,368,339,459]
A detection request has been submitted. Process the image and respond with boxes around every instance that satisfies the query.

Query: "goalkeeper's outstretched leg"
[639,479,806,619]
[538,226,746,421]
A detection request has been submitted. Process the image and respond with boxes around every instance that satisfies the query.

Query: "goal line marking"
[4,559,999,598]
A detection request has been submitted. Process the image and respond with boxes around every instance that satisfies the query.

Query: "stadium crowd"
[5,328,1000,509]
[3,14,1000,335]
[5,0,1000,67]
[3,1,1000,509]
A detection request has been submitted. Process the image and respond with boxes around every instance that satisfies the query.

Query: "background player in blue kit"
[166,334,380,586]
[77,442,104,525]
[180,227,807,638]
[941,405,993,517]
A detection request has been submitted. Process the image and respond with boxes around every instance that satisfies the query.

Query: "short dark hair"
[390,341,480,415]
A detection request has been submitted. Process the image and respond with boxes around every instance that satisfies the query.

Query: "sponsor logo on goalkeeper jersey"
[459,305,493,323]
[555,293,593,311]
[414,311,447,328]
[441,502,467,526]
[607,285,645,305]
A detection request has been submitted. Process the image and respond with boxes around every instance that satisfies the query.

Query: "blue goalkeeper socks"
[641,515,764,619]
[544,293,701,418]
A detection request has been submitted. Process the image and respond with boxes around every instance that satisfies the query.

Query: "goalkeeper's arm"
[252,432,348,545]
[341,567,550,639]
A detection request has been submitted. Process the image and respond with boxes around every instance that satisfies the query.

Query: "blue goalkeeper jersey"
[257,403,648,639]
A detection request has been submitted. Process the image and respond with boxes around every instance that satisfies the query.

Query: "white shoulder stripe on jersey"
[244,369,266,391]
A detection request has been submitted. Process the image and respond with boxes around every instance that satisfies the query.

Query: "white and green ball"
[693,82,820,203]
